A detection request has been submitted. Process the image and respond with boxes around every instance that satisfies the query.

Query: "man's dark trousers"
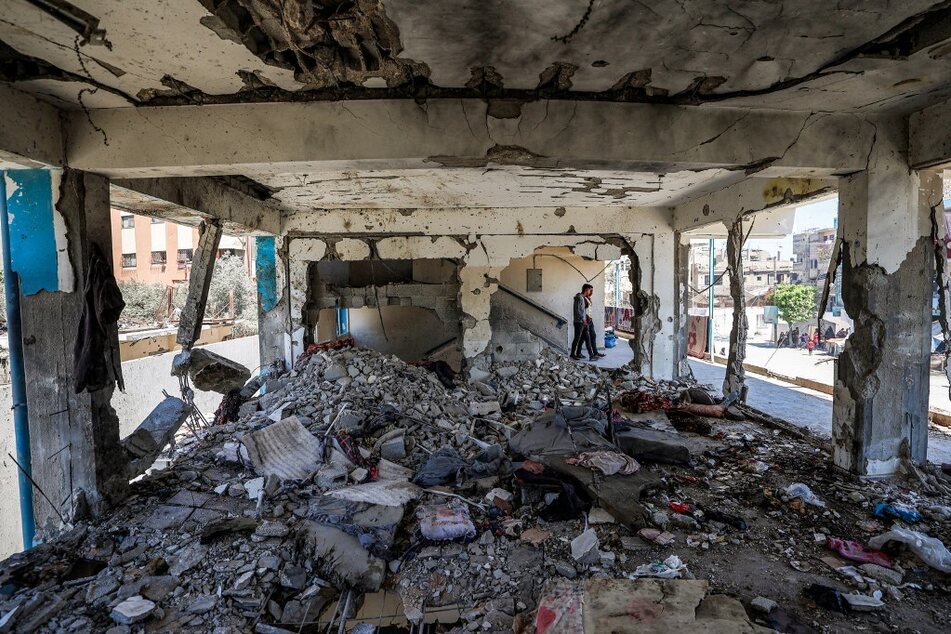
[571,321,595,357]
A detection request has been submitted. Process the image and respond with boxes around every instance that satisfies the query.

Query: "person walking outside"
[571,284,606,360]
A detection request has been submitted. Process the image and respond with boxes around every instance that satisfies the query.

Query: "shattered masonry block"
[300,522,386,592]
[615,427,691,465]
[187,347,252,394]
[242,416,322,480]
[123,397,191,478]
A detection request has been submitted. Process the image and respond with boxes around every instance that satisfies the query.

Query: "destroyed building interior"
[1,1,951,632]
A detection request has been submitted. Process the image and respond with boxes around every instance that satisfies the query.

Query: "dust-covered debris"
[0,344,949,632]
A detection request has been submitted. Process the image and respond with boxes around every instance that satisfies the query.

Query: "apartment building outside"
[110,210,255,286]
[792,226,837,286]
[691,244,794,308]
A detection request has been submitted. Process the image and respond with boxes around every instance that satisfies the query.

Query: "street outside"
[595,336,951,465]
[711,335,951,415]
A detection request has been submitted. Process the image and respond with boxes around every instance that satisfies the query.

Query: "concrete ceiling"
[2,1,950,217]
[1,0,950,113]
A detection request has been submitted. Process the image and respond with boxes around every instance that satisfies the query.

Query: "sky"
[747,196,839,259]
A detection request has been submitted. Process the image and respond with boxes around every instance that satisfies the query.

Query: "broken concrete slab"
[123,397,191,478]
[299,522,386,592]
[242,416,322,480]
[325,480,421,507]
[187,347,252,394]
[535,578,771,633]
[110,595,156,625]
[615,427,691,465]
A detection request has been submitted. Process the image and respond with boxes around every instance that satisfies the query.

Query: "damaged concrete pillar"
[722,217,747,398]
[832,120,943,477]
[459,264,502,360]
[6,168,127,527]
[177,219,223,349]
[628,233,677,379]
[255,235,285,368]
[673,236,691,378]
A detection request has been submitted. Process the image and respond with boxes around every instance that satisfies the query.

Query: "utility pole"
[773,248,780,343]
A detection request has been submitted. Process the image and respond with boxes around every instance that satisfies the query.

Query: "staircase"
[489,284,570,361]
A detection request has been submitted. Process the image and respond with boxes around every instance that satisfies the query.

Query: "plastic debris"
[826,537,893,568]
[843,593,886,611]
[785,483,826,507]
[868,527,951,573]
[872,502,922,524]
[629,555,686,579]
[669,501,691,514]
[803,583,848,613]
[416,502,476,541]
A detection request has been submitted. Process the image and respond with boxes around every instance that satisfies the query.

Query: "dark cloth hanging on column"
[74,243,125,393]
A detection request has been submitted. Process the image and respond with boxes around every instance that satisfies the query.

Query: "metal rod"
[0,172,36,549]
[708,238,715,363]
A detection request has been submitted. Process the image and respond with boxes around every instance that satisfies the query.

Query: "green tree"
[118,279,169,323]
[173,254,256,321]
[772,283,817,331]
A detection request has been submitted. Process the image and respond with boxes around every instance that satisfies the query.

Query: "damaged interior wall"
[275,205,679,376]
[257,220,682,374]
[494,248,608,358]
[306,256,462,366]
[318,306,459,367]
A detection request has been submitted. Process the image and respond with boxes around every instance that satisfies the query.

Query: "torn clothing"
[566,450,640,476]
[74,243,125,393]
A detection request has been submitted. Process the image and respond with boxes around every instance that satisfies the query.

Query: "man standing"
[571,284,606,360]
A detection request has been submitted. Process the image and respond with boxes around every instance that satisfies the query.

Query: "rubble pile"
[0,344,949,633]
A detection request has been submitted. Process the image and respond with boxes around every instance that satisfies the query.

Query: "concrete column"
[5,168,126,529]
[628,233,678,380]
[832,120,943,476]
[459,264,502,360]
[723,217,747,397]
[255,235,286,369]
[672,236,691,378]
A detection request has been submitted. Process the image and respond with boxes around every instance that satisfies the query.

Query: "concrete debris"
[110,595,156,625]
[122,396,191,478]
[326,479,421,507]
[300,522,385,592]
[186,347,252,394]
[241,416,322,480]
[2,346,950,631]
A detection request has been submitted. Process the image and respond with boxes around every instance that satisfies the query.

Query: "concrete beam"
[910,98,951,169]
[177,220,223,348]
[283,205,672,237]
[673,176,835,233]
[67,100,876,178]
[111,177,281,235]
[0,85,63,168]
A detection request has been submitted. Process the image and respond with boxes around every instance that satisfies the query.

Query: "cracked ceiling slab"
[0,0,948,113]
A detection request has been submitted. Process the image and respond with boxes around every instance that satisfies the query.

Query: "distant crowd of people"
[778,325,850,354]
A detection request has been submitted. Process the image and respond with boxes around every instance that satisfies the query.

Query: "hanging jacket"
[74,243,125,393]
